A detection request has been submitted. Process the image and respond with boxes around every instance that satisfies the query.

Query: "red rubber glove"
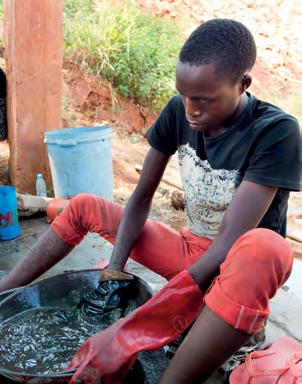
[68,270,203,384]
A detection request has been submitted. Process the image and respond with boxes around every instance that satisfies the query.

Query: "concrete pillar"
[4,0,63,193]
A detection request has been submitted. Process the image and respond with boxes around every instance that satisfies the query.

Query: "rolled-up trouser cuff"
[204,277,269,334]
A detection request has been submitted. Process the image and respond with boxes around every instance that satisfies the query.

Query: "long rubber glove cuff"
[68,270,204,384]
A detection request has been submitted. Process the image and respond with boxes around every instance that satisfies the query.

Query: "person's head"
[176,19,256,131]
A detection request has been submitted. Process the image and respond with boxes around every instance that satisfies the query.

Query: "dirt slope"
[136,0,302,96]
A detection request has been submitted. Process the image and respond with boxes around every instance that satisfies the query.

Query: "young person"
[0,19,300,383]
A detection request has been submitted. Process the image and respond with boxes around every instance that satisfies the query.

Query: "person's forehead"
[176,61,230,96]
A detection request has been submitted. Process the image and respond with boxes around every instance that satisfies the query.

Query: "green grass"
[0,0,181,111]
[64,0,94,17]
[64,0,182,110]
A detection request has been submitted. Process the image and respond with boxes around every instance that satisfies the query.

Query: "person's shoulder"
[250,94,299,130]
[158,94,185,122]
[166,94,183,110]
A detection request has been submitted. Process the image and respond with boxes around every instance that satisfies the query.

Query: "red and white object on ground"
[230,336,302,383]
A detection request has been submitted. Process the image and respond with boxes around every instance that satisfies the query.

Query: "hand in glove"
[81,269,135,315]
[69,270,203,384]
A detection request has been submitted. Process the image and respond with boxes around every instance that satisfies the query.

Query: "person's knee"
[222,228,293,302]
[237,228,292,284]
[50,195,100,245]
[68,193,105,226]
[241,228,289,254]
[71,193,99,208]
[205,229,293,334]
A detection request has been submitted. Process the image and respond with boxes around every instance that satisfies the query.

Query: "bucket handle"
[55,140,77,147]
[44,135,111,146]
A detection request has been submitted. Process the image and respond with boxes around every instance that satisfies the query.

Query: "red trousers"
[51,194,293,334]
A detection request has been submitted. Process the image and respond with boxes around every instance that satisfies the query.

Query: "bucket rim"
[45,125,111,137]
[44,126,112,145]
[0,186,16,192]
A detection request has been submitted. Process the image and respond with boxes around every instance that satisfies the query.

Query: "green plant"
[64,0,93,18]
[64,0,182,110]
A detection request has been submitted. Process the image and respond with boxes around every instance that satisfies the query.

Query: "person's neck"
[226,92,248,126]
[206,92,248,138]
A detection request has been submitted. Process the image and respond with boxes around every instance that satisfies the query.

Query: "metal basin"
[0,269,154,383]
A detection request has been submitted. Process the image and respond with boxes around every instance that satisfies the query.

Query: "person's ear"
[239,74,252,94]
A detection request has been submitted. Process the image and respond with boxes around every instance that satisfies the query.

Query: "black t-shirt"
[147,93,301,239]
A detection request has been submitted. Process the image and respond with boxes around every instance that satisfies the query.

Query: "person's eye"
[193,98,209,104]
[200,98,215,104]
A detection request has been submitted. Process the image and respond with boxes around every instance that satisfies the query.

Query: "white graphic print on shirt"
[178,143,239,240]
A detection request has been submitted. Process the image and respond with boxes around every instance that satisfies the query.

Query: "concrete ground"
[0,216,302,383]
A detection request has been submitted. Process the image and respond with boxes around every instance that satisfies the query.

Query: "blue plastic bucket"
[0,186,21,241]
[44,126,113,199]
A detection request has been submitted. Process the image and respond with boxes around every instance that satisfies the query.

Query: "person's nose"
[184,97,202,118]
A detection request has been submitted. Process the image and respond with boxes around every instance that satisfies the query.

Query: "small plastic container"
[35,174,47,197]
[0,186,21,240]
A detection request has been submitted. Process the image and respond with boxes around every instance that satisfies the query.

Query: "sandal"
[230,336,302,383]
[278,352,302,383]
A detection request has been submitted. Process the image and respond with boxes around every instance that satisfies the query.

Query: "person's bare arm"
[0,147,169,293]
[108,147,170,271]
[189,180,277,291]
[160,180,278,384]
[160,181,277,384]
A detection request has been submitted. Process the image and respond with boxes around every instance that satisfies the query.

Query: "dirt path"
[136,0,302,98]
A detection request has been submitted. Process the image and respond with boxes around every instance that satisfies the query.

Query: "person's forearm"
[107,192,152,271]
[189,182,277,292]
[159,306,249,384]
[188,229,237,292]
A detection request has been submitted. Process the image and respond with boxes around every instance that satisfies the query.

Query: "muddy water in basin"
[0,303,136,375]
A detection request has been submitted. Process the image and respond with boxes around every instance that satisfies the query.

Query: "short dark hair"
[179,19,257,83]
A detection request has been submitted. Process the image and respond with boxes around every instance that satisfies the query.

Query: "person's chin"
[188,122,206,131]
